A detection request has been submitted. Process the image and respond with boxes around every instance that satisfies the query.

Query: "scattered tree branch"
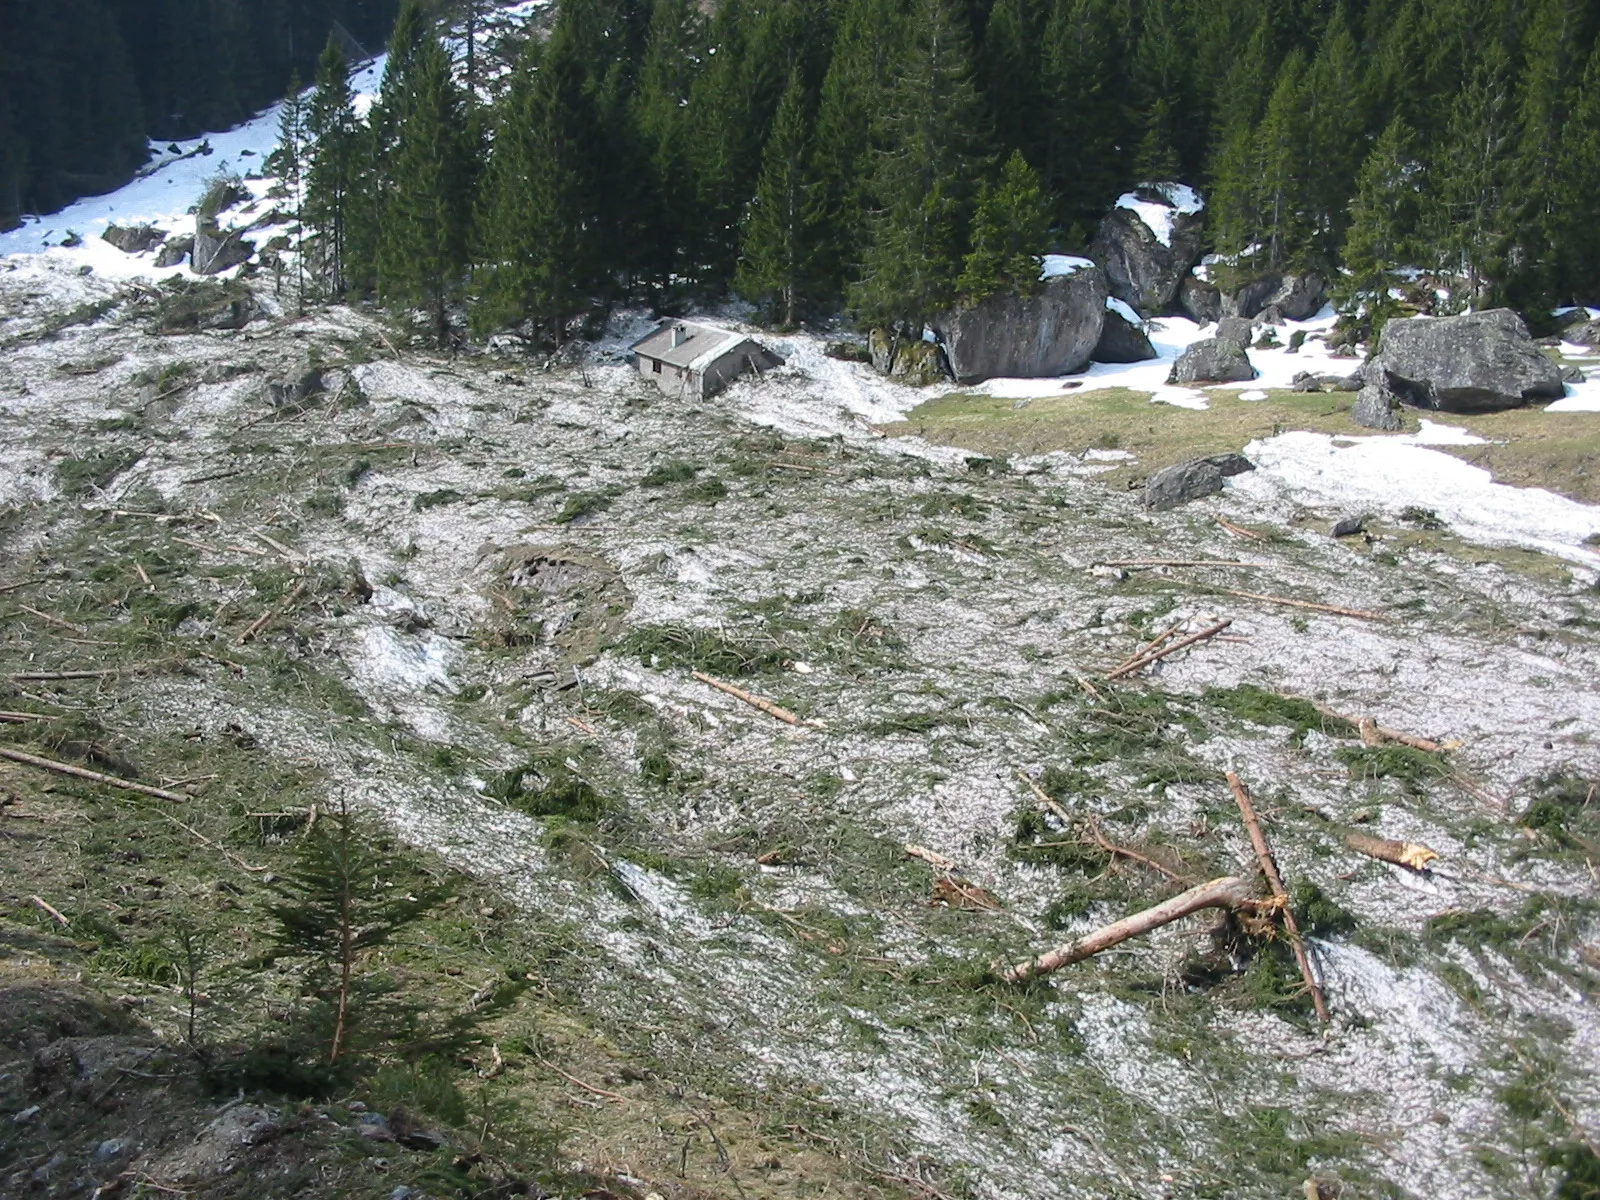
[1215,588,1386,621]
[1226,771,1329,1022]
[691,671,817,727]
[1216,517,1265,541]
[30,894,69,925]
[998,875,1254,984]
[0,747,190,803]
[1104,619,1233,681]
[1343,831,1440,871]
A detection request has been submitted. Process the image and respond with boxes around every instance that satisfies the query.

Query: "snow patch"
[1040,254,1094,281]
[1233,430,1600,568]
[1105,296,1142,326]
[1115,183,1204,249]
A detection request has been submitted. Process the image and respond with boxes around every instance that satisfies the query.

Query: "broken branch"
[691,671,816,727]
[999,875,1254,984]
[1097,559,1252,569]
[0,747,190,803]
[1226,771,1329,1022]
[1016,770,1072,824]
[17,604,91,634]
[1216,517,1266,542]
[1104,619,1233,681]
[1215,588,1386,621]
[1343,831,1440,871]
[235,579,307,646]
[30,895,69,926]
[1084,816,1188,882]
[905,844,956,872]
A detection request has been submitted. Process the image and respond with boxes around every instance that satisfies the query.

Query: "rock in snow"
[192,226,254,275]
[1166,336,1256,385]
[1093,297,1157,363]
[932,264,1107,384]
[101,224,165,254]
[1178,275,1222,324]
[869,328,949,386]
[1141,452,1255,510]
[1221,271,1327,321]
[1089,182,1205,316]
[1366,308,1565,413]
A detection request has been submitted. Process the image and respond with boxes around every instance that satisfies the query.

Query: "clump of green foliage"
[54,449,142,498]
[1336,743,1450,794]
[554,492,612,524]
[641,460,699,487]
[1204,684,1357,745]
[487,752,608,822]
[1518,774,1599,854]
[621,623,794,677]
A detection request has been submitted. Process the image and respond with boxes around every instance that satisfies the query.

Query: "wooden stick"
[253,531,302,560]
[236,579,307,645]
[0,747,189,803]
[1016,770,1072,824]
[134,562,153,589]
[906,844,956,872]
[1344,831,1440,871]
[0,578,45,596]
[1104,619,1233,681]
[1097,559,1251,568]
[535,1054,627,1102]
[1226,771,1329,1022]
[1110,622,1182,675]
[565,716,597,736]
[1216,517,1265,542]
[1084,816,1187,882]
[0,712,44,723]
[30,895,69,926]
[691,671,814,727]
[1291,696,1449,753]
[153,809,265,872]
[17,604,91,634]
[998,875,1254,984]
[11,670,120,681]
[1214,588,1386,621]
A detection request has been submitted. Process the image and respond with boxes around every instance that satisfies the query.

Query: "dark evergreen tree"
[1038,0,1123,240]
[306,36,358,295]
[957,151,1051,302]
[1554,38,1600,302]
[1299,5,1366,264]
[1336,116,1422,336]
[269,73,309,310]
[736,70,821,327]
[633,0,707,285]
[980,0,1046,165]
[378,32,475,344]
[851,0,990,331]
[475,29,606,345]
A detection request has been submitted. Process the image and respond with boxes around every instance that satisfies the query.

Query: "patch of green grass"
[641,461,699,487]
[1517,773,1599,855]
[486,752,608,822]
[918,491,986,519]
[685,476,728,502]
[1292,882,1356,939]
[554,492,612,525]
[304,490,344,518]
[412,488,465,512]
[1336,744,1450,794]
[620,624,794,677]
[54,449,143,498]
[1203,684,1357,745]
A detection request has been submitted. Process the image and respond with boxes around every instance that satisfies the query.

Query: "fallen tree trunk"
[0,746,190,802]
[1104,619,1233,681]
[1343,831,1440,871]
[998,875,1253,984]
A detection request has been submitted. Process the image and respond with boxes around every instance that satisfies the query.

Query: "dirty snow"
[1114,182,1204,248]
[1041,254,1094,280]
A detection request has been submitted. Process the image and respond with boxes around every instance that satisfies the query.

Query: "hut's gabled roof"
[630,320,741,371]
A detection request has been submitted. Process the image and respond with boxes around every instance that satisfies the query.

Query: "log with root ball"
[997,875,1255,984]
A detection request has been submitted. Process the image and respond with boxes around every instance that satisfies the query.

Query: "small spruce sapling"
[957,151,1052,304]
[267,800,448,1064]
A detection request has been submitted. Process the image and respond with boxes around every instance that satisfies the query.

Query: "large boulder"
[192,225,254,275]
[1142,453,1256,511]
[102,224,165,254]
[1563,318,1600,348]
[931,261,1107,384]
[1222,272,1327,321]
[1352,377,1404,430]
[1178,276,1221,324]
[1167,337,1256,385]
[1088,183,1205,316]
[1366,308,1565,413]
[1093,298,1156,363]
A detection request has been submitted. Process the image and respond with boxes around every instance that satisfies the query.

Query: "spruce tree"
[1299,5,1365,264]
[1555,38,1600,302]
[633,0,707,286]
[809,0,908,302]
[1422,38,1520,309]
[475,30,605,345]
[1337,116,1422,337]
[1038,0,1123,240]
[736,71,820,328]
[378,32,475,345]
[305,35,357,296]
[980,0,1045,165]
[851,0,990,332]
[957,151,1051,303]
[269,73,308,310]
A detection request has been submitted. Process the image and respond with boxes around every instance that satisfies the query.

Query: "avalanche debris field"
[2,263,1599,1200]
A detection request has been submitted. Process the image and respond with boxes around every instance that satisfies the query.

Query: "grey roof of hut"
[630,320,742,371]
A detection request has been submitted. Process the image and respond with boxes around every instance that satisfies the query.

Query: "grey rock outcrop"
[192,225,254,275]
[1222,272,1327,321]
[869,328,949,386]
[1563,318,1600,348]
[1366,308,1565,413]
[1351,375,1404,430]
[1292,370,1362,393]
[1142,453,1255,511]
[1214,317,1254,348]
[1088,183,1205,316]
[1167,337,1256,385]
[101,224,165,254]
[931,264,1107,384]
[1093,301,1156,363]
[1178,276,1221,324]
[154,236,193,268]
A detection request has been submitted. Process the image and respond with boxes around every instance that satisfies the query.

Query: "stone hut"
[630,319,783,400]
